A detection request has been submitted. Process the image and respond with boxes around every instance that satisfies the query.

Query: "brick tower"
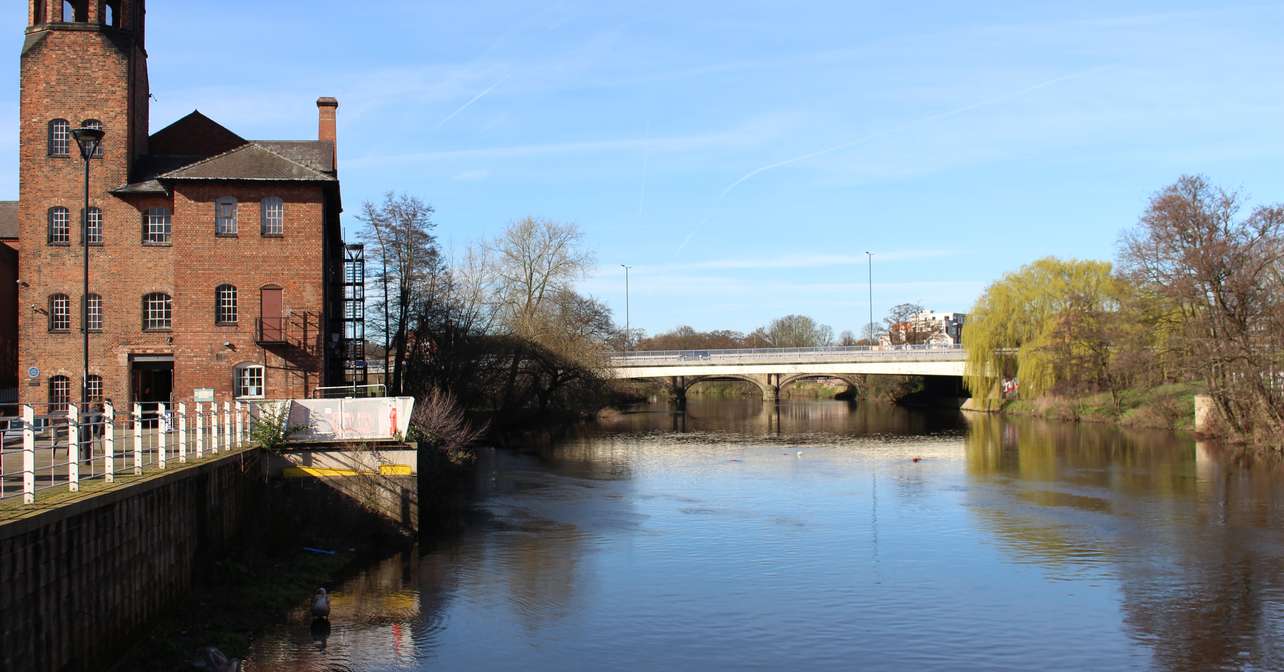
[18,1,150,405]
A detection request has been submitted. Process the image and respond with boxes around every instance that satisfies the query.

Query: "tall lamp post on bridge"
[620,264,632,351]
[865,251,874,344]
[71,124,104,465]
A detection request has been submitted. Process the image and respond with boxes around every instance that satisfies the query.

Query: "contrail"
[435,75,509,130]
[717,65,1114,199]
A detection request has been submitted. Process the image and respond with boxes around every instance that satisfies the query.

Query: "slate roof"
[0,200,16,239]
[114,111,337,195]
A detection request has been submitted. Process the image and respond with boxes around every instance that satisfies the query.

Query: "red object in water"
[911,457,922,463]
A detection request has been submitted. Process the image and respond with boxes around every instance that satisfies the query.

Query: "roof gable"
[148,111,246,158]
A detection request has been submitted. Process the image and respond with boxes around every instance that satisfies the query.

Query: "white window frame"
[235,364,265,399]
[49,376,70,412]
[261,197,284,236]
[81,119,104,158]
[49,207,70,245]
[86,375,103,403]
[85,207,102,245]
[49,119,70,157]
[50,294,71,331]
[85,293,102,331]
[216,284,238,325]
[143,292,172,331]
[143,208,171,245]
[215,197,238,236]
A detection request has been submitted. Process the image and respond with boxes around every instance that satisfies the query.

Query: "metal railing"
[0,398,256,505]
[611,343,965,364]
[312,384,388,399]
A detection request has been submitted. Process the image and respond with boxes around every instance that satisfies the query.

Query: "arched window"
[84,207,102,245]
[215,197,238,236]
[215,284,238,325]
[48,119,70,156]
[62,1,86,22]
[142,292,172,331]
[48,206,70,245]
[103,1,120,28]
[49,293,71,331]
[80,119,103,157]
[261,197,284,236]
[234,364,265,399]
[49,375,70,412]
[86,375,103,404]
[84,293,102,332]
[142,207,171,245]
[34,0,47,26]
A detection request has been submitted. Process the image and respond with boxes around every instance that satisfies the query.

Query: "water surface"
[246,400,1284,672]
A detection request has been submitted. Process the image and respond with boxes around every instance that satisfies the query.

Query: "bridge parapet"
[611,345,965,368]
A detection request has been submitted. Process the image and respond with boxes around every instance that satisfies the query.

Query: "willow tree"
[963,257,1124,404]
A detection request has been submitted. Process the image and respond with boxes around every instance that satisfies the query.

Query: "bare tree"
[762,314,833,347]
[359,193,439,395]
[883,303,941,345]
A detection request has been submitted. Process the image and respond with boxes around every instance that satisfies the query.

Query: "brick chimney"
[317,97,338,170]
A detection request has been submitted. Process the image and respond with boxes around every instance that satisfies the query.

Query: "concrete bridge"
[609,345,966,403]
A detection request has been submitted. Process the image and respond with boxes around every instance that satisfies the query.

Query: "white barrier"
[258,397,415,443]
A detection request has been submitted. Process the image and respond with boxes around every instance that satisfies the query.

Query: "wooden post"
[22,405,35,503]
[195,402,205,458]
[177,403,187,463]
[157,402,167,469]
[133,403,142,475]
[104,402,114,482]
[67,404,79,492]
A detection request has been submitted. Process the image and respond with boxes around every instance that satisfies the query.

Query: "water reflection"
[246,401,1284,672]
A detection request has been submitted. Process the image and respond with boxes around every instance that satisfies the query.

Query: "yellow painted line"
[282,465,414,478]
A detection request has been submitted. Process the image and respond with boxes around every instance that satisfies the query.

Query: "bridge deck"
[610,346,966,379]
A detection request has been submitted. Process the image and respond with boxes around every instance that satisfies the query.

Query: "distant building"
[880,309,966,347]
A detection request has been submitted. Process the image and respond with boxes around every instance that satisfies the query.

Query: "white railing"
[0,398,254,505]
[611,343,965,364]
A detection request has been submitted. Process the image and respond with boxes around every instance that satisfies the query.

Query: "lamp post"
[620,264,632,351]
[865,251,874,344]
[71,125,103,464]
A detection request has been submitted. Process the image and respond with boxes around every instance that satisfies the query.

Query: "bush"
[410,388,486,465]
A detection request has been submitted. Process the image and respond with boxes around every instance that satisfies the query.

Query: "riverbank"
[974,383,1203,433]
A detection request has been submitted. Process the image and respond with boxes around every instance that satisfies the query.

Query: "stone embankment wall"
[0,449,264,672]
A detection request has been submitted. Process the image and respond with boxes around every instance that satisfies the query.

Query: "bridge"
[609,345,967,403]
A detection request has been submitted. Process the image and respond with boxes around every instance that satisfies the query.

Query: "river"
[243,400,1284,672]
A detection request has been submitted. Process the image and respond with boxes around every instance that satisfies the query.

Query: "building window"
[215,197,238,236]
[48,207,70,245]
[143,207,171,245]
[80,119,104,157]
[103,1,120,28]
[84,293,102,332]
[235,364,265,399]
[261,197,284,236]
[86,375,103,404]
[49,293,71,331]
[49,376,70,412]
[85,207,102,245]
[215,284,238,325]
[142,292,172,331]
[48,119,70,156]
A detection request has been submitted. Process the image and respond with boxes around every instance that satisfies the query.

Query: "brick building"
[1,201,17,399]
[15,0,347,409]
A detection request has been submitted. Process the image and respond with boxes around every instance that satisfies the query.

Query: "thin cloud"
[435,74,510,129]
[717,65,1116,199]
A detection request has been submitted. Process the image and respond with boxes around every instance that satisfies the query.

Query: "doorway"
[261,286,284,341]
[131,357,173,425]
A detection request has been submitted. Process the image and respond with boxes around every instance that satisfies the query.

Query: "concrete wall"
[0,449,263,672]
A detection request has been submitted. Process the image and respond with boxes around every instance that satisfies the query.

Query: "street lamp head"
[71,126,105,161]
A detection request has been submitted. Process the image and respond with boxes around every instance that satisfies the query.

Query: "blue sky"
[2,1,1280,335]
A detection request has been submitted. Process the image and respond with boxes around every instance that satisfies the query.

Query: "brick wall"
[0,449,264,672]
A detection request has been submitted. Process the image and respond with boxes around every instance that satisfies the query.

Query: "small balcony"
[256,311,321,352]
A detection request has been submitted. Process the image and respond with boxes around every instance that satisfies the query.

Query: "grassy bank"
[997,383,1203,432]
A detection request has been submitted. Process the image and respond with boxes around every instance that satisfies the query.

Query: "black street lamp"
[71,125,103,464]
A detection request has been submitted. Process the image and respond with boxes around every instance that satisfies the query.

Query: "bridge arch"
[680,374,774,399]
[777,373,860,397]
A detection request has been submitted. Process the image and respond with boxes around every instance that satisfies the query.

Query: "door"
[131,359,174,427]
[261,287,283,341]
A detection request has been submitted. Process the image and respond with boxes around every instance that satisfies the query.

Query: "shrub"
[410,388,486,465]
